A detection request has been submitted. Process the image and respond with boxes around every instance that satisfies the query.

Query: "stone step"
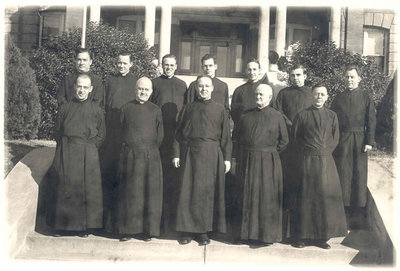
[17,231,360,265]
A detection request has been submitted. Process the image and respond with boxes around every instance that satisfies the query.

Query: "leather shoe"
[292,241,305,248]
[79,233,89,238]
[119,237,131,242]
[143,236,152,242]
[178,237,192,245]
[316,242,331,249]
[198,235,210,246]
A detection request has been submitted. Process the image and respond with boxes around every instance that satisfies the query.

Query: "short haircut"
[196,75,213,85]
[312,83,328,91]
[75,47,92,60]
[201,54,217,65]
[289,64,307,74]
[269,50,279,64]
[162,54,177,65]
[118,51,133,62]
[345,65,362,76]
[76,73,92,84]
[247,58,261,68]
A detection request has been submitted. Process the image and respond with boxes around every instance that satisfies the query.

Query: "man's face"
[289,68,307,87]
[117,55,133,76]
[255,85,272,109]
[75,77,93,101]
[246,62,260,82]
[136,79,153,103]
[162,57,177,77]
[346,69,361,90]
[75,52,92,73]
[201,58,217,78]
[312,87,328,108]
[196,77,214,100]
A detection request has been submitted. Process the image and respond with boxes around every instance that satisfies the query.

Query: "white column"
[81,6,87,48]
[89,4,101,23]
[258,6,270,72]
[274,6,287,57]
[330,6,341,47]
[159,5,172,62]
[145,5,156,47]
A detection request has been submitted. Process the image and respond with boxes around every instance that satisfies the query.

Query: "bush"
[288,41,390,107]
[5,35,41,140]
[30,22,157,139]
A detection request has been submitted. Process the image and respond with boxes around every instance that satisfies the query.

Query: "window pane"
[363,29,384,56]
[293,29,311,44]
[118,20,136,34]
[217,46,228,77]
[180,42,191,70]
[235,44,243,73]
[199,45,210,60]
[43,14,63,36]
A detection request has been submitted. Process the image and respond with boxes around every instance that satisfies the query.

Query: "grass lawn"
[4,139,56,177]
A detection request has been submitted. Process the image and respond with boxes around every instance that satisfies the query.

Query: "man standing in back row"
[151,54,187,236]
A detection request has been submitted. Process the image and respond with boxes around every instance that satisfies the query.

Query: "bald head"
[135,76,153,103]
[255,84,273,109]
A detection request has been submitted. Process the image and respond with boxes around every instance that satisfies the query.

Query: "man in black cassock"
[231,59,270,128]
[114,77,164,242]
[232,84,288,246]
[331,65,376,219]
[290,85,347,249]
[172,75,232,246]
[57,47,104,107]
[151,54,187,236]
[47,74,105,237]
[185,54,229,112]
[273,64,314,238]
[99,52,138,231]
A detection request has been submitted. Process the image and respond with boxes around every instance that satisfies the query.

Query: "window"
[116,15,160,44]
[363,27,389,74]
[39,11,66,45]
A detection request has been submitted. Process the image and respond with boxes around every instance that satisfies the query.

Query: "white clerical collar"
[163,74,174,79]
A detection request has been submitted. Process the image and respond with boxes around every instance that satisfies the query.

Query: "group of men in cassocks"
[45,47,376,250]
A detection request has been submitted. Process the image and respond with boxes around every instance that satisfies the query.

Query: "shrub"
[5,35,41,140]
[30,22,157,139]
[288,41,390,107]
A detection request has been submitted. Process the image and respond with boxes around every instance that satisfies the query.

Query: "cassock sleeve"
[277,113,289,153]
[92,77,105,109]
[231,115,243,158]
[223,83,231,116]
[185,81,197,104]
[365,96,377,146]
[57,78,68,106]
[172,105,187,158]
[93,107,106,149]
[330,112,340,151]
[156,108,164,147]
[273,90,292,128]
[230,87,242,126]
[54,104,68,143]
[150,81,159,105]
[292,113,303,150]
[220,109,232,161]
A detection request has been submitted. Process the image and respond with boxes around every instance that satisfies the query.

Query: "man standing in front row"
[114,77,164,242]
[173,75,232,246]
[331,65,376,223]
[100,52,138,232]
[290,85,347,249]
[47,74,105,237]
[273,64,314,238]
[233,84,288,246]
[151,54,187,236]
[185,54,230,112]
[57,47,104,107]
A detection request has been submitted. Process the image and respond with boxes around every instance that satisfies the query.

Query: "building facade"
[5,5,398,78]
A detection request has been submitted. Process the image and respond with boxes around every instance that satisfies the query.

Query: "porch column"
[330,6,341,47]
[145,5,156,47]
[274,6,287,57]
[159,5,172,62]
[89,4,101,22]
[258,6,270,71]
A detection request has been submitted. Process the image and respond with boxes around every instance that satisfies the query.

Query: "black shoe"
[198,234,210,246]
[315,242,331,249]
[143,235,152,242]
[292,241,305,248]
[78,232,89,238]
[178,237,192,245]
[53,233,62,237]
[119,236,131,242]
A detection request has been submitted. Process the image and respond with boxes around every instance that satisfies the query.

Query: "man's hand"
[224,161,231,174]
[363,145,372,152]
[172,158,180,168]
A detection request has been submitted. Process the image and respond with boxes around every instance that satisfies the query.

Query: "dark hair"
[162,54,177,65]
[76,73,92,84]
[201,54,217,65]
[345,65,362,77]
[118,51,133,62]
[312,83,328,91]
[269,50,279,64]
[75,47,92,60]
[288,64,307,74]
[247,58,261,68]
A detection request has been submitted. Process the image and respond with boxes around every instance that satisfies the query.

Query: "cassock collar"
[198,98,212,104]
[161,74,174,79]
[134,99,147,105]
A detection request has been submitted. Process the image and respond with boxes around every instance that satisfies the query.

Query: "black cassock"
[47,99,105,231]
[114,100,164,236]
[57,71,104,107]
[185,77,230,113]
[99,73,138,231]
[290,106,347,240]
[173,99,232,233]
[233,106,288,243]
[151,74,187,234]
[273,85,314,211]
[331,88,376,207]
